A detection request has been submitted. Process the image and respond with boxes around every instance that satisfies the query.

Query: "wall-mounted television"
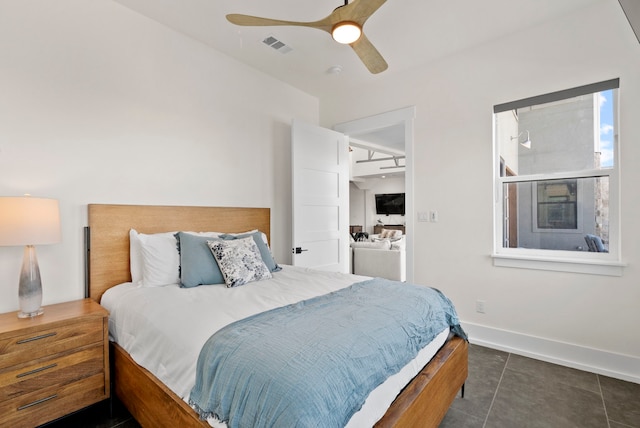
[375,193,405,215]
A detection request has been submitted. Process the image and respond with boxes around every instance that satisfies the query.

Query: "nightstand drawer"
[0,343,104,401]
[0,372,106,428]
[0,317,103,369]
[0,299,109,427]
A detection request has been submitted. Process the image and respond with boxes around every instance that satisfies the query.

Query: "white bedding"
[101,265,449,427]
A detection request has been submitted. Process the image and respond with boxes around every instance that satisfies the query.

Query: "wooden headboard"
[87,204,271,302]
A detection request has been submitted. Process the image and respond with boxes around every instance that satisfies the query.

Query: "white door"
[291,119,349,272]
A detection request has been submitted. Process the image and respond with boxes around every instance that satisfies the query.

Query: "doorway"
[333,106,416,282]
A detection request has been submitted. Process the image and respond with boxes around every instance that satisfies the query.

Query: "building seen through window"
[494,80,618,255]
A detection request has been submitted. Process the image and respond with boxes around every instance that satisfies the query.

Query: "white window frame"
[492,79,625,276]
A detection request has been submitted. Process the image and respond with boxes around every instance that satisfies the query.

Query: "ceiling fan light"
[332,21,361,44]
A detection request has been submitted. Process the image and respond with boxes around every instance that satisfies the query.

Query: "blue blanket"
[189,278,466,428]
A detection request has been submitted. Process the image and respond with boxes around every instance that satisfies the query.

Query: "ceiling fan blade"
[227,14,329,30]
[227,2,390,75]
[350,33,388,74]
[342,0,387,25]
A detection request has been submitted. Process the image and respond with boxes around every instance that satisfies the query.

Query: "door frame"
[333,106,416,282]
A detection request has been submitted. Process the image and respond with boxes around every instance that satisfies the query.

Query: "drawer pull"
[16,332,57,344]
[17,363,58,378]
[18,394,58,411]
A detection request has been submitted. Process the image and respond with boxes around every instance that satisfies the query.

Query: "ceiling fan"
[226,0,388,74]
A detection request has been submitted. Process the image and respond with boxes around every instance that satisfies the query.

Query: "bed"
[86,204,468,428]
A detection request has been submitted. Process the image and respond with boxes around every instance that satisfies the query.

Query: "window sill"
[492,253,626,276]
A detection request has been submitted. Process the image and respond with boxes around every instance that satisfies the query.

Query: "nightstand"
[0,299,110,428]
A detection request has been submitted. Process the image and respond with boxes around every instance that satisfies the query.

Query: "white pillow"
[391,237,406,251]
[130,229,178,285]
[139,232,181,287]
[129,229,144,283]
[226,229,269,245]
[130,229,221,287]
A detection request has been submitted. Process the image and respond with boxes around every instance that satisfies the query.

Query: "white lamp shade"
[0,197,61,246]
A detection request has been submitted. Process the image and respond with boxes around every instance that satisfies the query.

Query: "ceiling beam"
[349,138,405,156]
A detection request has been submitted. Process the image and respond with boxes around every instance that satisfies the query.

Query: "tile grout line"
[597,374,612,428]
[482,352,511,428]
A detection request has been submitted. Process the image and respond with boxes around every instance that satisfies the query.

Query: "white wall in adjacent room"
[349,177,406,235]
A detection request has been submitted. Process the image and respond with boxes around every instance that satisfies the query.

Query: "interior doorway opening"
[334,106,416,282]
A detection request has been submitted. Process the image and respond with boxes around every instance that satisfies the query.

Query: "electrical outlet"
[476,300,486,314]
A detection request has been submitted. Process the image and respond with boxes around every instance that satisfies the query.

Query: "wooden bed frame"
[87,204,467,428]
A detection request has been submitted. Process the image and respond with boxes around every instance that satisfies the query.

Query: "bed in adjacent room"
[87,204,468,428]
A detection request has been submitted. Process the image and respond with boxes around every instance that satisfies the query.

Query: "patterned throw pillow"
[207,237,272,288]
[380,228,403,239]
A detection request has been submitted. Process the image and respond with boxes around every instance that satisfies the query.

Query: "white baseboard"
[462,321,640,385]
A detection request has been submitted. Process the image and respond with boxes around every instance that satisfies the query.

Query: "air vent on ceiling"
[262,35,293,54]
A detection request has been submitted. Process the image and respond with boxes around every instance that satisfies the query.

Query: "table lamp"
[0,196,61,318]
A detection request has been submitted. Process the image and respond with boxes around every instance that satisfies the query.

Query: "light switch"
[418,211,429,222]
[429,210,438,222]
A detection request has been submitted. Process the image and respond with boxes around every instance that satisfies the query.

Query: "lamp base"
[18,307,44,318]
[18,245,44,319]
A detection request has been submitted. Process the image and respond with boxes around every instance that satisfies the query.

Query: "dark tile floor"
[441,344,640,428]
[42,344,639,428]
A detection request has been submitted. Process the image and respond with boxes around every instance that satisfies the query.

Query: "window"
[536,179,578,230]
[493,79,623,275]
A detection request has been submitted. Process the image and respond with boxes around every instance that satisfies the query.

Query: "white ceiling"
[113,0,606,99]
[350,123,405,153]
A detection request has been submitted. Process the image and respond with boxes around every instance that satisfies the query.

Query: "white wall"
[0,0,318,312]
[322,1,640,381]
[350,177,405,235]
[349,182,366,227]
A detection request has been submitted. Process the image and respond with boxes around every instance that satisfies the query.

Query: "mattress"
[101,265,449,427]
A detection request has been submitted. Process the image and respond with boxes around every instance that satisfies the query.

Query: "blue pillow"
[219,231,281,272]
[175,232,224,287]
